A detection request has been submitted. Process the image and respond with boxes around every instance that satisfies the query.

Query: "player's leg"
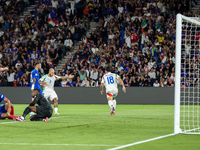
[30,115,46,121]
[33,106,51,122]
[50,91,59,115]
[106,92,115,115]
[22,106,37,119]
[30,91,35,117]
[4,103,15,119]
[53,98,59,115]
[112,90,118,115]
[28,106,37,112]
[1,104,23,121]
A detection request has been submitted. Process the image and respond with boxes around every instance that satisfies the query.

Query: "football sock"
[113,100,116,111]
[108,100,114,109]
[8,107,14,119]
[22,107,31,118]
[9,115,16,119]
[10,107,14,115]
[54,107,58,113]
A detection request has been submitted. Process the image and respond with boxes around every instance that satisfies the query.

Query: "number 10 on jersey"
[107,76,114,84]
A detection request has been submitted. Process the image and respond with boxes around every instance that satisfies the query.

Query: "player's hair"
[34,89,40,93]
[49,68,54,72]
[34,62,40,67]
[105,67,111,72]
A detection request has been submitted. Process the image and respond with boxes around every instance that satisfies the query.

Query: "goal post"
[174,14,200,134]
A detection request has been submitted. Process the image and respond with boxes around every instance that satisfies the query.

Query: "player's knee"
[54,98,58,104]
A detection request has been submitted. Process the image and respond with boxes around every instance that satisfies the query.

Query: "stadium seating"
[0,0,194,87]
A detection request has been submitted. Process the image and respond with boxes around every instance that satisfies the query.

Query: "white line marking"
[0,116,70,125]
[51,116,70,119]
[107,133,176,150]
[0,143,120,147]
[0,121,17,124]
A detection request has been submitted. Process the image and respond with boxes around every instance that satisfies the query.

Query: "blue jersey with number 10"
[30,69,41,90]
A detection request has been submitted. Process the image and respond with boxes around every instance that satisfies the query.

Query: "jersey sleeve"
[0,94,5,102]
[54,75,61,80]
[39,75,47,82]
[116,74,120,82]
[29,94,40,106]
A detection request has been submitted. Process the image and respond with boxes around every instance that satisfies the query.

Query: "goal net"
[175,14,200,134]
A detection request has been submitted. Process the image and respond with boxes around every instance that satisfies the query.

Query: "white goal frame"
[174,14,200,134]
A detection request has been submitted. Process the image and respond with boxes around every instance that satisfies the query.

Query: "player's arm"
[118,76,126,93]
[29,95,39,106]
[39,77,48,86]
[0,67,8,71]
[100,77,104,94]
[58,74,74,80]
[31,78,36,91]
[100,83,104,94]
[4,97,11,114]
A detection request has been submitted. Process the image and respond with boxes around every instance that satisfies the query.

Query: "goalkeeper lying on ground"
[20,89,53,122]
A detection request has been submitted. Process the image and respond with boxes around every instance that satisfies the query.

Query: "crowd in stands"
[0,0,196,87]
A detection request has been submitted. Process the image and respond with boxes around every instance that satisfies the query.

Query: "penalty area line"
[107,133,176,150]
[0,143,121,147]
[0,116,70,125]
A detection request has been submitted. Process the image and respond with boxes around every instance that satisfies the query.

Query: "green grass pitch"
[0,104,199,150]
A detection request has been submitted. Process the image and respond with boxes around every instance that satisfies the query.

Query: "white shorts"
[44,90,58,102]
[106,89,118,99]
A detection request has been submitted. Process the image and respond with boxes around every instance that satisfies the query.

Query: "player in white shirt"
[39,68,74,115]
[100,68,126,115]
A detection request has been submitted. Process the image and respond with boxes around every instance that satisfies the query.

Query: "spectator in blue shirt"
[68,78,75,87]
[50,9,57,20]
[17,66,24,78]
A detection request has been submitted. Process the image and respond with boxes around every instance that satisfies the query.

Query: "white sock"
[54,107,58,113]
[113,100,116,110]
[108,100,114,108]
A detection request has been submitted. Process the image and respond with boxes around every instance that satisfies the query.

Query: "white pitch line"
[0,116,70,125]
[108,133,176,150]
[0,121,17,124]
[0,143,121,147]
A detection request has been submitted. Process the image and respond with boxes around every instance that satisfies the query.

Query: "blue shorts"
[0,104,7,119]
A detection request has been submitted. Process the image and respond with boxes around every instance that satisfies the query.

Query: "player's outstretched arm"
[4,97,11,114]
[118,77,126,93]
[0,67,8,72]
[59,74,74,80]
[100,83,104,94]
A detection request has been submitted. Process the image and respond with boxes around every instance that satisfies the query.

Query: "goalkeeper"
[20,89,53,122]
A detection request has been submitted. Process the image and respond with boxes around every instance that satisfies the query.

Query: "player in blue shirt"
[30,62,42,102]
[0,93,22,121]
[30,62,42,117]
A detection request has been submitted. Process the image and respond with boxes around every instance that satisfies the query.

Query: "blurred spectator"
[68,78,75,87]
[153,79,160,87]
[81,77,90,87]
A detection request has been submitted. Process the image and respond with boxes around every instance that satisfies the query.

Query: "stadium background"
[0,87,174,104]
[0,0,195,88]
